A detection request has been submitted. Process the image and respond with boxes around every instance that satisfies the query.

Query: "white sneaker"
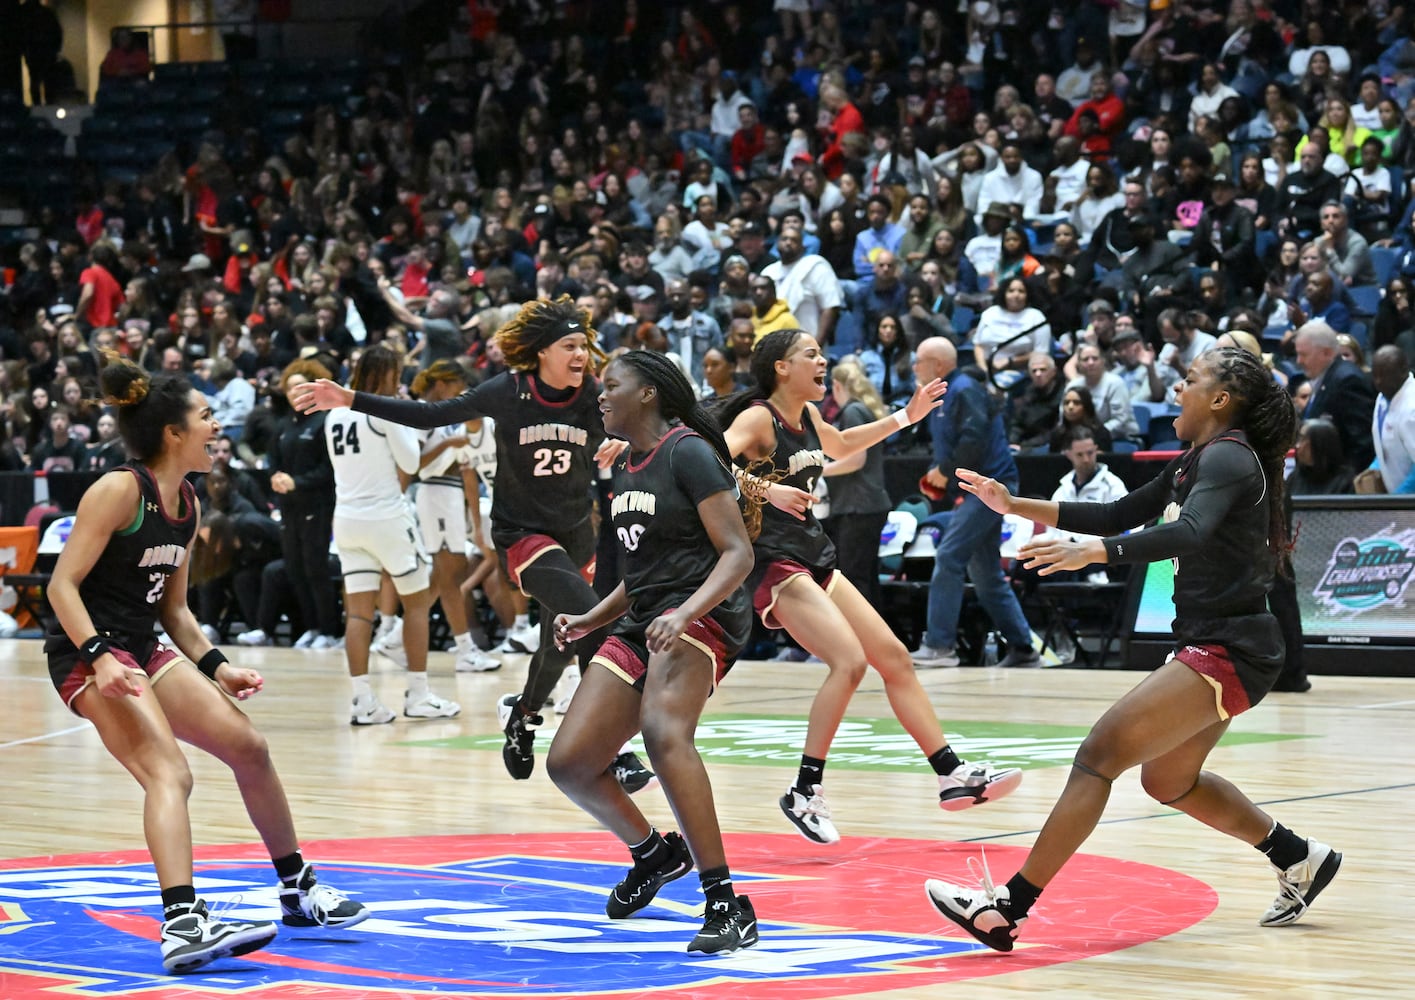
[924,857,1026,953]
[910,643,961,668]
[455,647,502,672]
[294,629,320,650]
[505,622,540,654]
[404,689,461,719]
[311,633,342,650]
[373,624,407,667]
[938,761,1024,811]
[236,628,271,647]
[160,900,278,974]
[1260,838,1342,927]
[200,623,221,644]
[350,691,395,726]
[553,665,580,713]
[778,784,841,844]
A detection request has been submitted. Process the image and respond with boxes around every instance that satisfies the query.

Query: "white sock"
[352,675,372,698]
[407,671,429,696]
[454,632,472,653]
[513,614,530,630]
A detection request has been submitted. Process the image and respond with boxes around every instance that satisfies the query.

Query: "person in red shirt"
[730,103,766,181]
[818,82,865,180]
[99,27,151,79]
[1064,73,1126,146]
[77,244,126,332]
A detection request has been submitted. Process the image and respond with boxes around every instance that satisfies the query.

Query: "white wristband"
[893,410,911,430]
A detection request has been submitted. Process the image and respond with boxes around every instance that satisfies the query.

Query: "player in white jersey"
[410,361,500,673]
[326,345,461,724]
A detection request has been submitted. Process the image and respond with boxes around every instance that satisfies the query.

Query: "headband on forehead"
[530,317,584,354]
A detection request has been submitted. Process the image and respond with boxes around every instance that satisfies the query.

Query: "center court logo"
[420,717,1304,772]
[0,834,1216,999]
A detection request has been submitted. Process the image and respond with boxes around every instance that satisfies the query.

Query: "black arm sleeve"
[1097,442,1262,565]
[1055,458,1177,538]
[351,376,500,429]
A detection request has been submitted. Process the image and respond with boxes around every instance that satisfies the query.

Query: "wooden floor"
[1,637,1410,998]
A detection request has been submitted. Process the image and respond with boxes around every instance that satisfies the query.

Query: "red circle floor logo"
[0,833,1216,998]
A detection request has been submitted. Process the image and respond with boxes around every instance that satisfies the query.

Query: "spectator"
[1277,143,1343,240]
[748,273,798,342]
[974,144,1044,228]
[1009,352,1067,452]
[1315,201,1376,288]
[1192,175,1260,296]
[84,411,126,472]
[1068,342,1139,442]
[859,314,916,410]
[99,27,150,80]
[852,194,906,293]
[1291,269,1351,335]
[1044,424,1129,545]
[1370,345,1415,493]
[29,408,87,472]
[208,358,256,442]
[658,278,723,383]
[973,277,1051,379]
[1049,385,1114,453]
[1294,320,1377,469]
[760,224,843,350]
[1287,418,1356,495]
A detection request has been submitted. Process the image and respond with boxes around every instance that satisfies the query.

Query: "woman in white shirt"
[973,277,1052,382]
[326,344,460,725]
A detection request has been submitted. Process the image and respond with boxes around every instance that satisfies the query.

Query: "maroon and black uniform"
[46,464,197,706]
[592,428,751,688]
[1055,430,1284,716]
[740,401,837,628]
[353,370,606,709]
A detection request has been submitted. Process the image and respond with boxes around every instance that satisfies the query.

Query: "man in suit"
[1295,320,1377,469]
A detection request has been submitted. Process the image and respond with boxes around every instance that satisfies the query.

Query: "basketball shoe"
[924,856,1026,953]
[687,895,759,954]
[778,784,840,843]
[1260,838,1342,927]
[350,691,395,726]
[160,900,278,974]
[501,697,542,779]
[937,761,1024,811]
[611,750,658,794]
[605,831,692,918]
[279,864,370,928]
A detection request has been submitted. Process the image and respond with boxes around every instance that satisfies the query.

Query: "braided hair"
[1209,345,1298,570]
[611,349,768,540]
[610,350,730,464]
[493,294,606,372]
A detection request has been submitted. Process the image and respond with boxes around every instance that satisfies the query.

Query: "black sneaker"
[610,750,658,795]
[279,864,371,928]
[502,700,542,780]
[687,894,759,954]
[160,900,278,974]
[1260,838,1342,926]
[606,831,693,919]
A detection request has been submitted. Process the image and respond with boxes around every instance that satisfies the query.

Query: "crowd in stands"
[4,0,1415,646]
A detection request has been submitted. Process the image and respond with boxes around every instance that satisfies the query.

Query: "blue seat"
[1348,284,1382,318]
[1130,403,1152,439]
[1372,246,1399,287]
[950,306,976,335]
[1349,321,1370,351]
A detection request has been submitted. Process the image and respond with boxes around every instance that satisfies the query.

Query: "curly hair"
[278,357,333,393]
[493,294,606,372]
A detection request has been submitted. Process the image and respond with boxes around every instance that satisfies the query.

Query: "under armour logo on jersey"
[146,502,159,513]
[617,524,646,551]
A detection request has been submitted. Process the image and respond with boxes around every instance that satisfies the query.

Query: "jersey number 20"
[331,422,361,456]
[532,447,572,476]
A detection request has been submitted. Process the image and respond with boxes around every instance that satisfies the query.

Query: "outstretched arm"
[809,378,946,460]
